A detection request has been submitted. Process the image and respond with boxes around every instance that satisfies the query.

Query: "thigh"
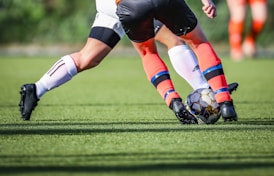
[226,0,247,22]
[93,0,125,39]
[95,0,117,19]
[249,0,267,21]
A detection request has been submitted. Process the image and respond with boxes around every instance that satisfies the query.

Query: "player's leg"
[19,34,115,121]
[19,12,124,120]
[116,0,198,124]
[242,0,267,57]
[154,0,237,121]
[227,0,247,60]
[130,38,197,124]
[142,0,238,121]
[180,24,238,121]
[154,22,209,90]
[154,21,239,94]
[36,36,115,98]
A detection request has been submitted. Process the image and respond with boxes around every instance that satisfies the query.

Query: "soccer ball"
[185,88,221,124]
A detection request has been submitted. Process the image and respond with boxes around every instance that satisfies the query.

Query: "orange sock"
[202,64,232,103]
[193,42,232,103]
[194,42,220,70]
[246,20,265,42]
[142,53,180,106]
[228,20,244,51]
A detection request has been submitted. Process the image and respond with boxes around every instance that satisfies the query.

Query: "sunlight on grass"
[0,57,274,176]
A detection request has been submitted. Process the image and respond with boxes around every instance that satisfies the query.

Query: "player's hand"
[201,0,217,18]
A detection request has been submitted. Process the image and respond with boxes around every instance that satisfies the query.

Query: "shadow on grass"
[0,162,273,174]
[2,151,274,162]
[2,99,274,108]
[0,119,273,135]
[0,102,165,108]
[1,150,274,173]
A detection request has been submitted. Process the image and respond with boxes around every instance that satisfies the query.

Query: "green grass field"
[0,55,274,176]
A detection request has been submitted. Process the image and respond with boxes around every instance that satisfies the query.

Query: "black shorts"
[116,0,198,42]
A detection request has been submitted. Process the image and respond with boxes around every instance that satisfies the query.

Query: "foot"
[19,84,39,120]
[169,98,198,124]
[242,37,256,58]
[219,101,238,122]
[230,48,243,61]
[228,82,239,94]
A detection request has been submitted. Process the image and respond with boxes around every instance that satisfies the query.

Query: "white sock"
[35,55,78,99]
[168,45,209,90]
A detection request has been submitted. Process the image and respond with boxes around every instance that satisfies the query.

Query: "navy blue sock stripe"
[151,71,170,87]
[203,64,224,81]
[214,88,229,95]
[164,89,175,100]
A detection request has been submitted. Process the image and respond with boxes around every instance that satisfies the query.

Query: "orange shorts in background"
[237,0,266,5]
[248,0,267,4]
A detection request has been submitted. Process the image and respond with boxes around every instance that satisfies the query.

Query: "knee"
[70,52,102,72]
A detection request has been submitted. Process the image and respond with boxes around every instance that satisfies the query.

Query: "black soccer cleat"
[169,98,198,124]
[228,82,239,94]
[19,84,39,120]
[209,82,238,95]
[219,101,238,122]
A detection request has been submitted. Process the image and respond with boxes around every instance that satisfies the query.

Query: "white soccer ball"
[185,88,221,124]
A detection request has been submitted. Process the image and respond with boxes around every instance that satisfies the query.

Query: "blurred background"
[0,0,273,57]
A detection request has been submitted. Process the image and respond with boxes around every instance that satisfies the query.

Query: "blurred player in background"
[227,0,267,60]
[19,0,238,124]
[116,0,238,122]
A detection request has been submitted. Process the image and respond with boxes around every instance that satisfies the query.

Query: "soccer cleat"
[228,82,239,94]
[19,84,39,120]
[219,101,238,122]
[169,98,198,124]
[209,82,238,95]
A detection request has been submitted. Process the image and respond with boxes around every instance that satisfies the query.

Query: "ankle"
[169,98,182,110]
